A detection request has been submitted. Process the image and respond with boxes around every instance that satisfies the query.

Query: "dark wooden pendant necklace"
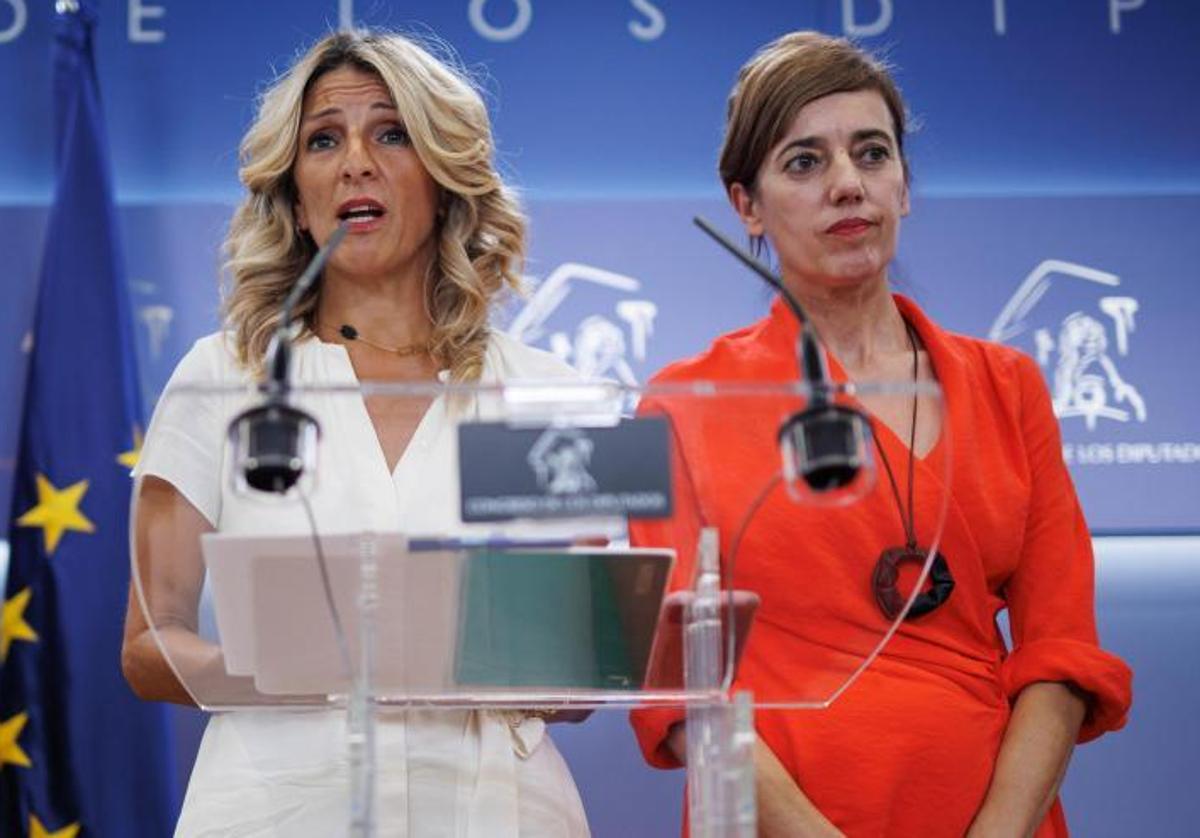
[869,318,955,621]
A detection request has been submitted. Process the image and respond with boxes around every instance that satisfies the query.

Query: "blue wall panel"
[2,1,1198,833]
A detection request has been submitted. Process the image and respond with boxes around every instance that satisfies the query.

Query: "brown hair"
[718,31,909,193]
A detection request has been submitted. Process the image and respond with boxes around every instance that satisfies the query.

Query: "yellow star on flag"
[30,815,81,838]
[1,587,38,660]
[117,425,143,471]
[16,474,95,555]
[0,711,32,769]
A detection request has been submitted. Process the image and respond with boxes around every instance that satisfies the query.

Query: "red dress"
[629,295,1132,837]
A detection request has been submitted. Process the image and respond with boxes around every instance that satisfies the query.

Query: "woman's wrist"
[965,802,1036,838]
[755,739,845,838]
[967,681,1087,838]
[665,721,688,765]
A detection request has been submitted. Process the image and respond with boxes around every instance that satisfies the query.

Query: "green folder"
[454,550,671,690]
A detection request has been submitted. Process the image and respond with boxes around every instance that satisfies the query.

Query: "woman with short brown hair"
[631,31,1131,837]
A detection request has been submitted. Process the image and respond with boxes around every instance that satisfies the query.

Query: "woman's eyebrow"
[775,135,824,160]
[302,101,396,123]
[852,128,894,146]
[776,127,895,160]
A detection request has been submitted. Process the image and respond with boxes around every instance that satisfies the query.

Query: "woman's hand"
[666,723,845,838]
[755,738,845,838]
[966,681,1087,838]
[123,477,335,708]
[546,709,594,724]
[122,478,211,705]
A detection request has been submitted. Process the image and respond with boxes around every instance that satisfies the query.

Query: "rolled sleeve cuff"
[629,705,687,769]
[999,637,1133,743]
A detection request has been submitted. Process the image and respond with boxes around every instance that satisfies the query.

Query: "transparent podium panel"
[634,380,952,710]
[130,377,949,712]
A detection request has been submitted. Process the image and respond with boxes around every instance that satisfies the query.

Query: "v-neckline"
[824,344,944,465]
[314,338,447,481]
[760,294,953,465]
[378,394,441,480]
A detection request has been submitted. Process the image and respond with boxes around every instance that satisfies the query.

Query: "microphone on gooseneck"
[693,216,874,497]
[228,223,349,494]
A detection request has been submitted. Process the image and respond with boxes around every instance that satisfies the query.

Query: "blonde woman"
[121,31,590,837]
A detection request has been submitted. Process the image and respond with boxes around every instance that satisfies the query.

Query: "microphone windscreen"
[227,401,320,495]
[778,404,875,505]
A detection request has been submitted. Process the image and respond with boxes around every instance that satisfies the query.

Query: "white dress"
[136,330,591,838]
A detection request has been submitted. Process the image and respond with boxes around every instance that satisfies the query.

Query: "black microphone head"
[228,400,320,495]
[778,403,874,501]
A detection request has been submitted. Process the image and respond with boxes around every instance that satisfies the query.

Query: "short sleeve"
[627,395,707,769]
[134,335,238,527]
[999,354,1132,742]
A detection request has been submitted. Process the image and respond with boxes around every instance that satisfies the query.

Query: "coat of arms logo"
[507,262,657,384]
[989,259,1147,431]
[527,428,598,496]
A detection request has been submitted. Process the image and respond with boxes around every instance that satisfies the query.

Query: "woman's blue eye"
[785,153,819,173]
[861,145,891,164]
[305,131,336,152]
[379,126,410,145]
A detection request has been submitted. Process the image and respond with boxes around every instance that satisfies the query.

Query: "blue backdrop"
[1,1,1198,834]
[2,0,1196,532]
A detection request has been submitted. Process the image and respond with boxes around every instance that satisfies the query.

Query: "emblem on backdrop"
[507,263,658,384]
[989,259,1146,431]
[130,278,175,361]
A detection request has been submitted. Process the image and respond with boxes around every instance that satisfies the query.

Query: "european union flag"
[0,2,177,835]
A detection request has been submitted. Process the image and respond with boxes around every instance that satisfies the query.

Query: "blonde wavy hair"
[222,30,525,381]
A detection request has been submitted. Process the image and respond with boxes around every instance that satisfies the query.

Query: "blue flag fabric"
[0,2,178,835]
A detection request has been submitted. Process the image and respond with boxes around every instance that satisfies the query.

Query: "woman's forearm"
[755,739,845,838]
[122,622,294,708]
[121,623,209,706]
[967,681,1087,838]
[666,723,844,838]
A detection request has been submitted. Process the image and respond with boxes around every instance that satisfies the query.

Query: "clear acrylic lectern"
[130,376,949,837]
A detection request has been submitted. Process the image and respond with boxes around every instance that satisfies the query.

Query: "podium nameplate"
[458,417,672,522]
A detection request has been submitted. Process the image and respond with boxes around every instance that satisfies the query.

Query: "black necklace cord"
[868,317,955,621]
[871,319,921,550]
[905,322,918,548]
